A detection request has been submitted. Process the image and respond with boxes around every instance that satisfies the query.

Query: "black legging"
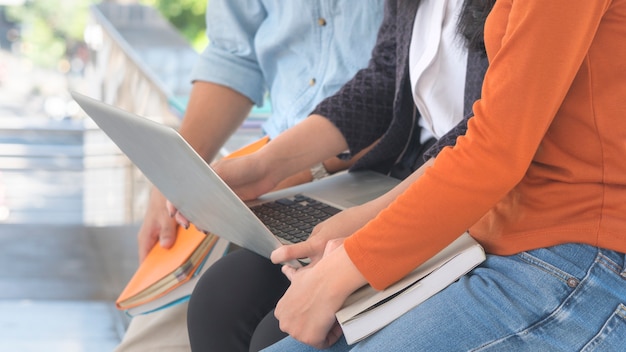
[187,248,290,351]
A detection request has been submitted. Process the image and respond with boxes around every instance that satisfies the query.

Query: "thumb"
[158,217,179,248]
[271,241,312,265]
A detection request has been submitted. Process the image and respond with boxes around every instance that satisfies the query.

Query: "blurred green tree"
[5,0,206,69]
[5,0,94,69]
[140,0,208,51]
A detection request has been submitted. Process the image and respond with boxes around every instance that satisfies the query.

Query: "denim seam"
[617,303,626,320]
[473,257,594,352]
[596,252,623,277]
[517,251,577,285]
[578,304,626,352]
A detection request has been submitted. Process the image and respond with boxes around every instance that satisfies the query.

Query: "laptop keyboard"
[250,194,341,243]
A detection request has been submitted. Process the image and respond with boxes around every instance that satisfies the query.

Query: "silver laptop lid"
[72,91,401,267]
[71,91,292,263]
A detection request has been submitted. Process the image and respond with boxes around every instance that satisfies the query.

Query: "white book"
[336,232,485,344]
[125,237,230,317]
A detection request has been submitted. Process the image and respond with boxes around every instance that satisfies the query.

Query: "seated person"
[181,0,491,350]
[263,0,626,350]
[114,1,384,351]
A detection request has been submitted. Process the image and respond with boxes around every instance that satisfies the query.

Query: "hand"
[164,152,280,233]
[136,188,179,262]
[271,203,379,267]
[165,199,190,230]
[274,243,367,348]
[211,154,278,201]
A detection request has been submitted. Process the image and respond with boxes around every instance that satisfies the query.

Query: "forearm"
[257,114,349,184]
[178,81,254,162]
[367,158,434,211]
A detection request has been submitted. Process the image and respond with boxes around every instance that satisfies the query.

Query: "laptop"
[71,91,400,267]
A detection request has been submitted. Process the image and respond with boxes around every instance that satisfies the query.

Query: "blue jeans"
[263,243,626,351]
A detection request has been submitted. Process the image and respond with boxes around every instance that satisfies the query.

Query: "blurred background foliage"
[140,0,208,51]
[4,0,207,69]
[4,1,93,68]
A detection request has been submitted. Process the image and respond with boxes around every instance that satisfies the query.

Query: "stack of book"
[116,225,229,316]
[116,136,270,316]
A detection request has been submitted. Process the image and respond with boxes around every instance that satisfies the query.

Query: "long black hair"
[458,0,497,51]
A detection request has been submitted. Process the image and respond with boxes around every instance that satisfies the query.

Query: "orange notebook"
[223,135,269,159]
[116,225,215,309]
[116,136,270,311]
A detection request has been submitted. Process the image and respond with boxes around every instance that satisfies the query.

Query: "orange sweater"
[345,0,626,290]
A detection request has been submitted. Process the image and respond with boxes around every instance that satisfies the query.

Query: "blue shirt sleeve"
[190,0,384,139]
[190,0,267,107]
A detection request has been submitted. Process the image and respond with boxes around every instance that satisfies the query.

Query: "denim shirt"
[190,0,384,138]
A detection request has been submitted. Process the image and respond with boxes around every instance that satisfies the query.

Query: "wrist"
[319,245,368,304]
[256,145,285,185]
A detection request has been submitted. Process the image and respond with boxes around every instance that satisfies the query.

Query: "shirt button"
[318,18,327,26]
[309,78,316,86]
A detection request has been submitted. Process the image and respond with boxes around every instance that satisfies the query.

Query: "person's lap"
[250,309,287,351]
[265,243,626,351]
[188,248,289,352]
[115,301,190,352]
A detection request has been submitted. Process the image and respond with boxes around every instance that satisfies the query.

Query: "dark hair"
[457,0,497,51]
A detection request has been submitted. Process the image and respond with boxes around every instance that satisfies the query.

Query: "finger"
[271,241,312,264]
[281,264,298,281]
[137,227,158,263]
[309,321,343,349]
[158,218,178,248]
[165,201,177,217]
[325,322,344,348]
[174,211,190,229]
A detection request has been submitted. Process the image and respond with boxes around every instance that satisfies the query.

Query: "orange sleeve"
[344,0,611,290]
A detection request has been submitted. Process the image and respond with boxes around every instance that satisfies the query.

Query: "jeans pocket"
[579,303,626,352]
[517,250,581,288]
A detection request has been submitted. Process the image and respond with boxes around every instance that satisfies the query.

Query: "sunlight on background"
[0,2,209,350]
[0,0,207,225]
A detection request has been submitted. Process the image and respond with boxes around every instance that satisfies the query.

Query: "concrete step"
[0,223,140,351]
